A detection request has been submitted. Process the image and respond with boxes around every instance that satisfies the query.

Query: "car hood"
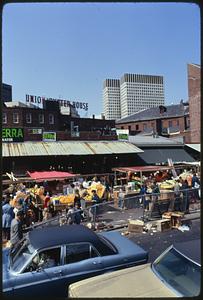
[69,263,177,298]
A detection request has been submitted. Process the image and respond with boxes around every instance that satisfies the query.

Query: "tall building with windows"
[120,74,165,118]
[103,73,165,119]
[103,79,121,120]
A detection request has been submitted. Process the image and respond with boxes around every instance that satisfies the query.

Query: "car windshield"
[152,247,200,297]
[10,238,35,273]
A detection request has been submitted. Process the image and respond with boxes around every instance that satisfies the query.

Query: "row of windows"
[2,113,55,125]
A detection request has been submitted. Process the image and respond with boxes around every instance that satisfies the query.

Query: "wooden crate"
[171,212,184,228]
[156,219,171,232]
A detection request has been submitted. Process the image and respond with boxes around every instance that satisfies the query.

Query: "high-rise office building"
[103,73,165,120]
[103,79,120,120]
[120,74,165,118]
[2,83,12,102]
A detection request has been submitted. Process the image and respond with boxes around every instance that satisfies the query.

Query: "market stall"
[111,165,196,214]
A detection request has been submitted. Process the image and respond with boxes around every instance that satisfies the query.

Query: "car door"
[61,242,104,290]
[13,246,63,297]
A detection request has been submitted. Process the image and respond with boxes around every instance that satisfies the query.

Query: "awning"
[137,148,196,164]
[2,141,143,157]
[112,165,174,173]
[185,144,200,152]
[27,171,77,182]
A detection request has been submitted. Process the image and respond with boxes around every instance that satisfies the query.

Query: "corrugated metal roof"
[128,134,183,146]
[2,141,143,157]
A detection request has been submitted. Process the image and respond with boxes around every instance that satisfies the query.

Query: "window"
[3,113,7,124]
[169,121,172,127]
[49,114,54,124]
[136,124,139,130]
[13,113,19,124]
[176,120,179,126]
[26,113,32,124]
[65,243,98,264]
[25,247,61,272]
[39,114,45,124]
[143,123,147,130]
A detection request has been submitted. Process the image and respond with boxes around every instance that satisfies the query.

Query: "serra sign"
[2,128,24,142]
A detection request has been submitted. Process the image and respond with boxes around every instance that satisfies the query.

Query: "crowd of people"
[2,170,200,246]
[2,175,112,245]
[118,170,200,213]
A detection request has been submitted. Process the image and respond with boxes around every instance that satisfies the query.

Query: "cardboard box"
[128,220,144,233]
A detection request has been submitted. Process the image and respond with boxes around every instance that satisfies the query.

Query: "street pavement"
[127,218,200,262]
[96,201,200,229]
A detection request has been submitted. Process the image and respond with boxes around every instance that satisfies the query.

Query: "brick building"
[116,103,191,143]
[2,100,116,142]
[188,63,201,143]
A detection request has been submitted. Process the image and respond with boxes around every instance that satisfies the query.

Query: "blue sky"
[3,2,200,117]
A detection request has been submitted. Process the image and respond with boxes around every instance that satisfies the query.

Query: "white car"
[68,239,200,298]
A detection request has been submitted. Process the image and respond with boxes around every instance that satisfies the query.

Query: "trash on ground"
[178,225,190,232]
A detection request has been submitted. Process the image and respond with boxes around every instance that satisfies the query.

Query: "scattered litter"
[142,231,147,234]
[145,223,152,231]
[152,230,157,233]
[150,233,153,235]
[178,225,190,232]
[121,231,129,236]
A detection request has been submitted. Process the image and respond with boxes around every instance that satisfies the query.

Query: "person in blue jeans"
[90,190,100,222]
[2,198,14,241]
[140,183,148,209]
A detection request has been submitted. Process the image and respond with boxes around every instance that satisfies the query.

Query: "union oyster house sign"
[26,94,88,111]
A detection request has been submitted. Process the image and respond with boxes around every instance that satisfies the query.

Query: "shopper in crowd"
[174,179,182,211]
[74,189,81,207]
[192,172,200,201]
[180,179,189,213]
[43,192,51,208]
[67,183,75,195]
[2,198,14,242]
[118,187,125,210]
[74,203,83,224]
[67,204,76,225]
[140,182,148,210]
[89,190,100,223]
[10,210,24,250]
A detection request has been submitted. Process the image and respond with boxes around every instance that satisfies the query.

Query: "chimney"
[92,114,95,119]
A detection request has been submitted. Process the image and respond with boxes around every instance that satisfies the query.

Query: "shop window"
[26,113,32,124]
[39,114,45,124]
[49,114,54,124]
[13,113,19,124]
[3,113,7,124]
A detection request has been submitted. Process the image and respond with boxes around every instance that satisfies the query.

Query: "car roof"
[173,239,200,265]
[28,224,102,250]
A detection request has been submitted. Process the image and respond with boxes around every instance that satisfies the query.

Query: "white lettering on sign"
[26,94,88,111]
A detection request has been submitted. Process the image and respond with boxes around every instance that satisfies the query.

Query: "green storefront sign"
[43,132,56,142]
[2,128,24,142]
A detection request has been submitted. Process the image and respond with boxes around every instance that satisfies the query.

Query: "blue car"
[3,224,148,297]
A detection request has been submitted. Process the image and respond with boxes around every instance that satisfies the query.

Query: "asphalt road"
[126,218,200,263]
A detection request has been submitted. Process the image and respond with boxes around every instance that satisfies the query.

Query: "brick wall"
[188,64,201,143]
